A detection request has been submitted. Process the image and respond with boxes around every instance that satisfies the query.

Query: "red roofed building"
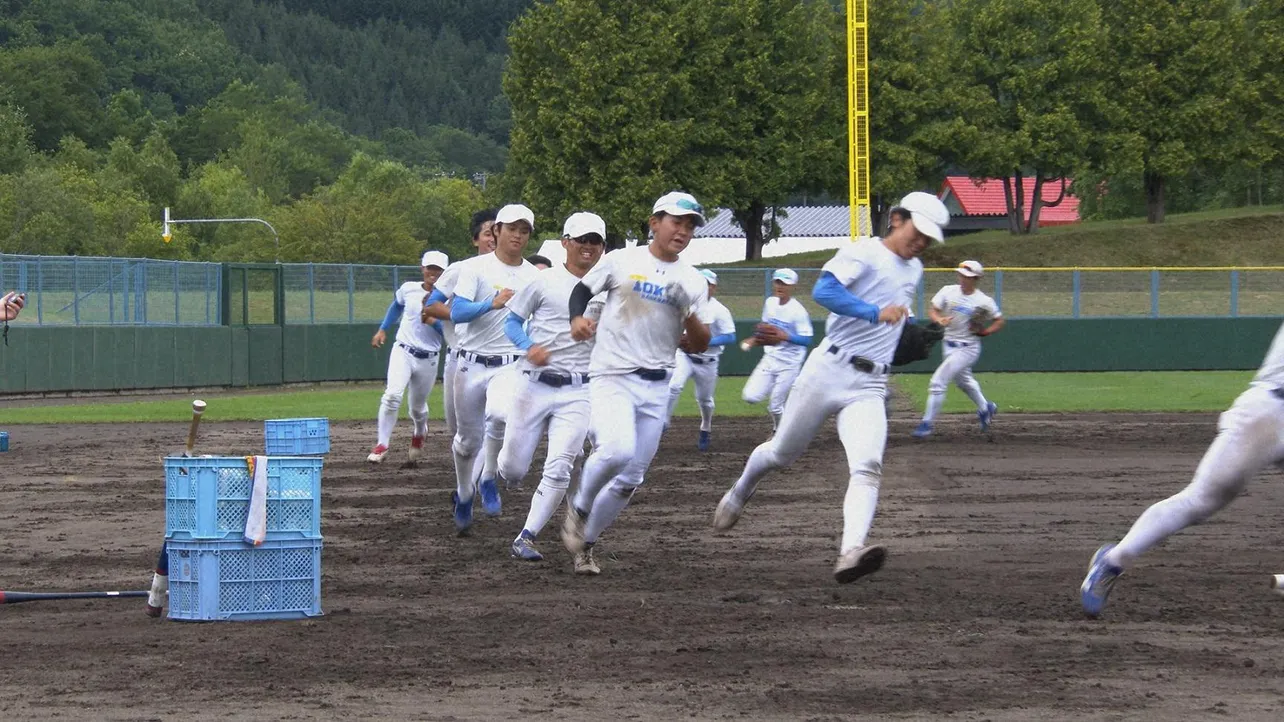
[939,176,1081,233]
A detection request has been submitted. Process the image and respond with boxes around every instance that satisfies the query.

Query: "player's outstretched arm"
[813,272,880,323]
[450,294,494,323]
[373,299,403,347]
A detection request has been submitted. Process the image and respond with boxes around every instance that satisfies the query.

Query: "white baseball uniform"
[742,296,814,428]
[499,265,606,540]
[920,284,1001,424]
[667,297,736,433]
[1097,320,1284,571]
[438,252,541,503]
[375,282,443,448]
[571,245,709,546]
[435,262,470,438]
[724,237,921,557]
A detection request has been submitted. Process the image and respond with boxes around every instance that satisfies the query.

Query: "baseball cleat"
[501,474,524,492]
[562,505,588,554]
[510,531,544,561]
[479,478,502,517]
[451,491,473,535]
[1080,543,1122,618]
[912,421,933,439]
[979,402,998,432]
[574,546,601,576]
[698,430,711,452]
[712,489,745,532]
[367,444,389,463]
[144,604,163,618]
[833,544,887,584]
[407,436,424,462]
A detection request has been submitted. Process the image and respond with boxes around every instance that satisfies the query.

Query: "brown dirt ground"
[2,408,1284,721]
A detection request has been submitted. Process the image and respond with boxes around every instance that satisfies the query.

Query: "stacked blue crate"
[163,456,323,621]
[264,418,331,455]
[0,431,8,452]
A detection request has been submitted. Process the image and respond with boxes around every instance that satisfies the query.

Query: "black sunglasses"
[568,235,606,246]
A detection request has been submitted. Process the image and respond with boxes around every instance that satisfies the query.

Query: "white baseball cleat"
[712,489,745,531]
[407,436,424,462]
[562,505,588,555]
[367,444,389,463]
[833,544,887,584]
[574,548,601,576]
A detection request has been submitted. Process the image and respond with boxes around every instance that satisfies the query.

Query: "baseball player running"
[666,269,737,451]
[367,250,449,463]
[912,260,1004,438]
[501,212,608,561]
[424,204,541,533]
[1081,320,1284,617]
[561,191,712,575]
[711,192,951,584]
[741,268,814,430]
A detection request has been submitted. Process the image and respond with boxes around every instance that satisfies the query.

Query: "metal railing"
[3,254,1281,325]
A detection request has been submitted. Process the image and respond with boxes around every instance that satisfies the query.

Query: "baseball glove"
[891,321,945,367]
[968,308,995,336]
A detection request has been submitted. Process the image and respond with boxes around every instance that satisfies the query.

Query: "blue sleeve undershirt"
[450,294,494,323]
[425,288,448,306]
[812,272,880,324]
[787,333,812,346]
[379,300,404,331]
[709,332,736,347]
[504,312,534,351]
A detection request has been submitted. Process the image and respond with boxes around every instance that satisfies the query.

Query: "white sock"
[769,411,781,431]
[840,474,880,553]
[523,482,567,538]
[923,391,946,424]
[584,483,635,543]
[481,433,502,482]
[454,448,478,500]
[699,402,714,432]
[731,440,777,502]
[376,395,400,447]
[410,412,428,439]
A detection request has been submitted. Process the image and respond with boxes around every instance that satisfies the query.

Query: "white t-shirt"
[760,296,814,365]
[580,245,710,376]
[931,284,1002,343]
[391,282,443,353]
[447,253,542,356]
[434,263,466,349]
[506,264,605,375]
[820,237,923,365]
[1252,320,1284,391]
[690,297,737,359]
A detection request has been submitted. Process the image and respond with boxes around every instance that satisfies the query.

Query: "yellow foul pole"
[847,0,872,237]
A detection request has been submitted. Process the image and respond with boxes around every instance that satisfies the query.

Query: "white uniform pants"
[922,341,988,422]
[376,345,438,447]
[452,356,519,500]
[499,373,591,537]
[1109,385,1284,568]
[443,348,459,436]
[742,353,802,428]
[730,338,889,555]
[574,372,671,544]
[667,352,719,432]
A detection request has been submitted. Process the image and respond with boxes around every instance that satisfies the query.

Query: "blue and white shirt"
[820,237,922,365]
[931,284,1001,343]
[760,296,814,365]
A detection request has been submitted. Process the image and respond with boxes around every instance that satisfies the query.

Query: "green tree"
[0,42,110,150]
[0,101,36,174]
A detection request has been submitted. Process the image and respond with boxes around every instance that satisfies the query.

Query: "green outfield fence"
[4,254,1284,326]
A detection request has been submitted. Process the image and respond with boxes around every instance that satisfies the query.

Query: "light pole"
[163,207,282,263]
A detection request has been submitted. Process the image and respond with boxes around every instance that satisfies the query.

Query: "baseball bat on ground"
[146,399,206,618]
[2,590,148,605]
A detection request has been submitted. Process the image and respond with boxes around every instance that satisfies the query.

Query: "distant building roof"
[940,176,1080,225]
[695,205,851,239]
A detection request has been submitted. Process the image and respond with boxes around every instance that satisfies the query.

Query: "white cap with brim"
[893,191,950,243]
[563,212,606,240]
[772,268,799,285]
[496,203,535,229]
[699,268,718,285]
[957,260,983,278]
[652,191,707,227]
[421,250,449,269]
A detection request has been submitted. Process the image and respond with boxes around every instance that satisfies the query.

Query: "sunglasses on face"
[568,235,605,246]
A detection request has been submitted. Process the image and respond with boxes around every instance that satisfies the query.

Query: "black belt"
[524,370,590,388]
[1273,388,1284,402]
[457,349,520,367]
[398,342,439,360]
[945,340,973,349]
[633,368,669,381]
[825,345,888,375]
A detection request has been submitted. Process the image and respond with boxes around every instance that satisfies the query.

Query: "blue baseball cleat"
[1080,543,1122,618]
[698,430,711,452]
[979,402,998,432]
[452,491,473,535]
[510,531,544,561]
[912,421,933,439]
[479,478,502,517]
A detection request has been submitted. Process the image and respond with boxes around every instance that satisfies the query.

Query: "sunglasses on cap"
[675,198,704,214]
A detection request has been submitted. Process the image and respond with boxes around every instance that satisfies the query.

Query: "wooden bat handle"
[185,400,207,455]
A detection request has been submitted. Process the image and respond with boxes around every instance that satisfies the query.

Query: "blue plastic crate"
[0,431,7,452]
[264,418,330,455]
[164,456,323,541]
[166,538,323,621]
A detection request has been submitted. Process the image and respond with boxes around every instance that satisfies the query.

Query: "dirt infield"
[3,409,1284,720]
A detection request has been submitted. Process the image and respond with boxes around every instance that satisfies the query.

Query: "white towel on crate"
[243,455,269,546]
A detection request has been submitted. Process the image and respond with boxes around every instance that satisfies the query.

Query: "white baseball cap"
[651,191,707,226]
[957,260,983,278]
[562,212,606,240]
[495,203,535,229]
[893,191,950,243]
[772,268,799,285]
[421,250,449,269]
[699,268,718,285]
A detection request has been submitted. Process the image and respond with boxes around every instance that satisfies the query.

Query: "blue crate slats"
[166,538,322,621]
[0,431,8,452]
[164,456,322,540]
[264,417,331,455]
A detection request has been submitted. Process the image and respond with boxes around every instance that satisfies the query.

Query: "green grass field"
[0,371,1256,424]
